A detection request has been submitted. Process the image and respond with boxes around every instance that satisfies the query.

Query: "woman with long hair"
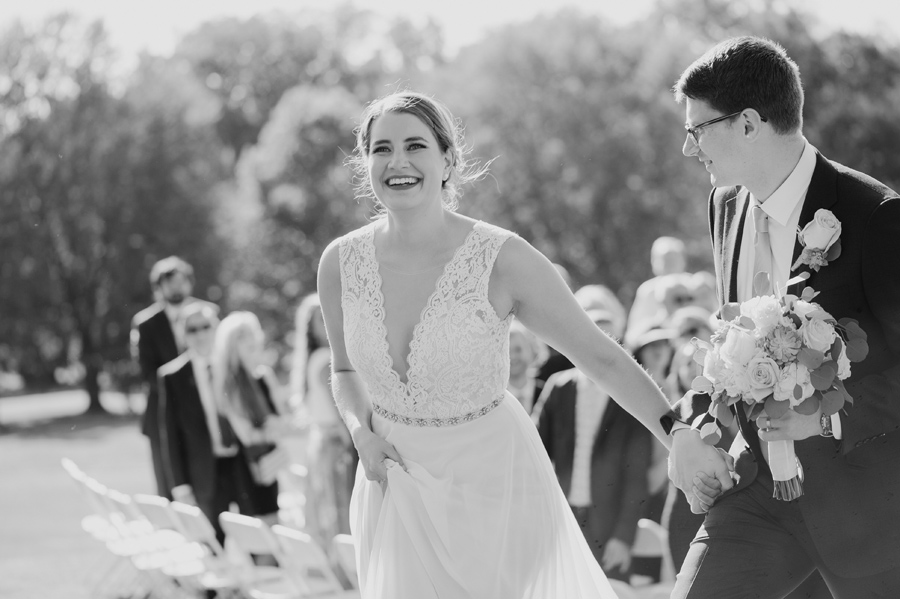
[210,310,286,523]
[290,293,355,544]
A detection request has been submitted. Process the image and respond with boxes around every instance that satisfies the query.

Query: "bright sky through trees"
[1,0,899,61]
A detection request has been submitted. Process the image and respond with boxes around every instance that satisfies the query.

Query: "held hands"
[668,429,735,514]
[351,427,407,485]
[756,409,823,443]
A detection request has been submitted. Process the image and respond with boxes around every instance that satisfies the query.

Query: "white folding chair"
[61,458,119,543]
[272,525,357,597]
[278,463,311,530]
[164,501,243,598]
[106,490,198,597]
[330,534,358,590]
[60,459,143,598]
[218,512,298,598]
[631,518,675,583]
[629,518,677,598]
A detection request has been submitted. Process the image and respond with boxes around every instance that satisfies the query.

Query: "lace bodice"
[339,220,515,426]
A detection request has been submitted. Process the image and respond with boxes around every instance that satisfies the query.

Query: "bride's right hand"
[351,427,406,483]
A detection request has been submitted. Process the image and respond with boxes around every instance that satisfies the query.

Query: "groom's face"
[682,98,743,188]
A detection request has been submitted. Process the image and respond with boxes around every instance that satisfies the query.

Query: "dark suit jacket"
[157,353,226,505]
[534,369,653,549]
[672,151,900,577]
[132,304,180,438]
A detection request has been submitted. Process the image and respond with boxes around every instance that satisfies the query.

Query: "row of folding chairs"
[62,458,359,598]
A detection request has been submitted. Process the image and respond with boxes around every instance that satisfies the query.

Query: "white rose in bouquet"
[747,352,781,401]
[740,295,783,334]
[775,362,815,407]
[801,318,836,353]
[720,327,758,367]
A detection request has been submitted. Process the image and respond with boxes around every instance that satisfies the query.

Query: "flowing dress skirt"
[350,393,619,599]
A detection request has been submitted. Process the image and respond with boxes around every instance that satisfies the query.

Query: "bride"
[317,91,704,598]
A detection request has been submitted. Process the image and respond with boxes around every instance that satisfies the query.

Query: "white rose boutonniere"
[792,209,842,272]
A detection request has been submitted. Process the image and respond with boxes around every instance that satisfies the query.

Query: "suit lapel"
[722,188,750,304]
[787,152,839,296]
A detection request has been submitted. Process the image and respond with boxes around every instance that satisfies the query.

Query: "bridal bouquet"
[690,279,868,500]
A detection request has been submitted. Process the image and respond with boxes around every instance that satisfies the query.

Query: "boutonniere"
[791,209,842,272]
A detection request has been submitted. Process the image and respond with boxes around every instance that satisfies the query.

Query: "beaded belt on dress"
[372,393,505,427]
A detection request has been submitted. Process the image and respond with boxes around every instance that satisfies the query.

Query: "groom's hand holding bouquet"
[691,269,868,500]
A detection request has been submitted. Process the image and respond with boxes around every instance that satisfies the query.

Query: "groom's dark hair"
[673,36,804,135]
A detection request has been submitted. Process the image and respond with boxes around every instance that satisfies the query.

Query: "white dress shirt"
[191,357,238,457]
[735,139,841,439]
[568,372,610,507]
[164,303,186,352]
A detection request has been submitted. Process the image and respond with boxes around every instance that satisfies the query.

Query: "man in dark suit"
[666,36,900,598]
[157,302,263,544]
[533,307,653,581]
[131,256,209,497]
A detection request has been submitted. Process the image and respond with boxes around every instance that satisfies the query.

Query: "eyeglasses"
[185,323,212,335]
[685,110,767,144]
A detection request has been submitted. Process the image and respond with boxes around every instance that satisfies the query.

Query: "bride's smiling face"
[367,111,452,212]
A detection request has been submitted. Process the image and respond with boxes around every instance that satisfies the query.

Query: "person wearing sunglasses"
[130,256,217,498]
[157,303,271,545]
[666,36,900,598]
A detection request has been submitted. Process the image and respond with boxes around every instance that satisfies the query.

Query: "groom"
[665,36,900,597]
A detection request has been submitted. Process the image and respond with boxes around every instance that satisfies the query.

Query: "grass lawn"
[0,391,156,599]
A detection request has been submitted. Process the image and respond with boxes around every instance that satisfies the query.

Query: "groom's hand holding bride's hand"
[668,429,735,514]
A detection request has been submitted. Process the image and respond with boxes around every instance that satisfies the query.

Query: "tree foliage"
[3,2,900,400]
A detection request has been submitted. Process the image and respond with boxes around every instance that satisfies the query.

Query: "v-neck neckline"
[368,221,481,388]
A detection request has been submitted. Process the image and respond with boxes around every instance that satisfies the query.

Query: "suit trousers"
[672,468,900,599]
[200,455,279,545]
[147,431,172,499]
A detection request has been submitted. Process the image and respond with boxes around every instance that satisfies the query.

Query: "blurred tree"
[213,8,448,370]
[225,85,365,363]
[429,10,712,302]
[0,14,227,410]
[172,6,446,168]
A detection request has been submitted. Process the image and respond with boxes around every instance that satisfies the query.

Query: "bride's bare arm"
[492,236,675,447]
[318,240,405,482]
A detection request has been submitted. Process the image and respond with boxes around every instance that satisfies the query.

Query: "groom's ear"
[741,109,766,141]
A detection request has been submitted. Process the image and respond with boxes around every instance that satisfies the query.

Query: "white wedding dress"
[339,220,619,599]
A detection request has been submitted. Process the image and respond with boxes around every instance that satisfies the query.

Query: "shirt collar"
[757,139,816,227]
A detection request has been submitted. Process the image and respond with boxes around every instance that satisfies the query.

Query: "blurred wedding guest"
[290,293,355,542]
[210,311,288,527]
[688,270,718,315]
[574,285,628,343]
[507,319,549,414]
[131,255,216,498]
[625,236,688,348]
[665,305,716,400]
[533,294,652,581]
[659,307,725,572]
[158,303,267,544]
[627,325,676,584]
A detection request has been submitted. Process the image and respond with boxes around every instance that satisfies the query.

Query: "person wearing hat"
[130,255,217,497]
[532,287,653,580]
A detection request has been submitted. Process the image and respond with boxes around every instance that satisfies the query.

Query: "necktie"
[752,203,774,297]
[750,204,775,466]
